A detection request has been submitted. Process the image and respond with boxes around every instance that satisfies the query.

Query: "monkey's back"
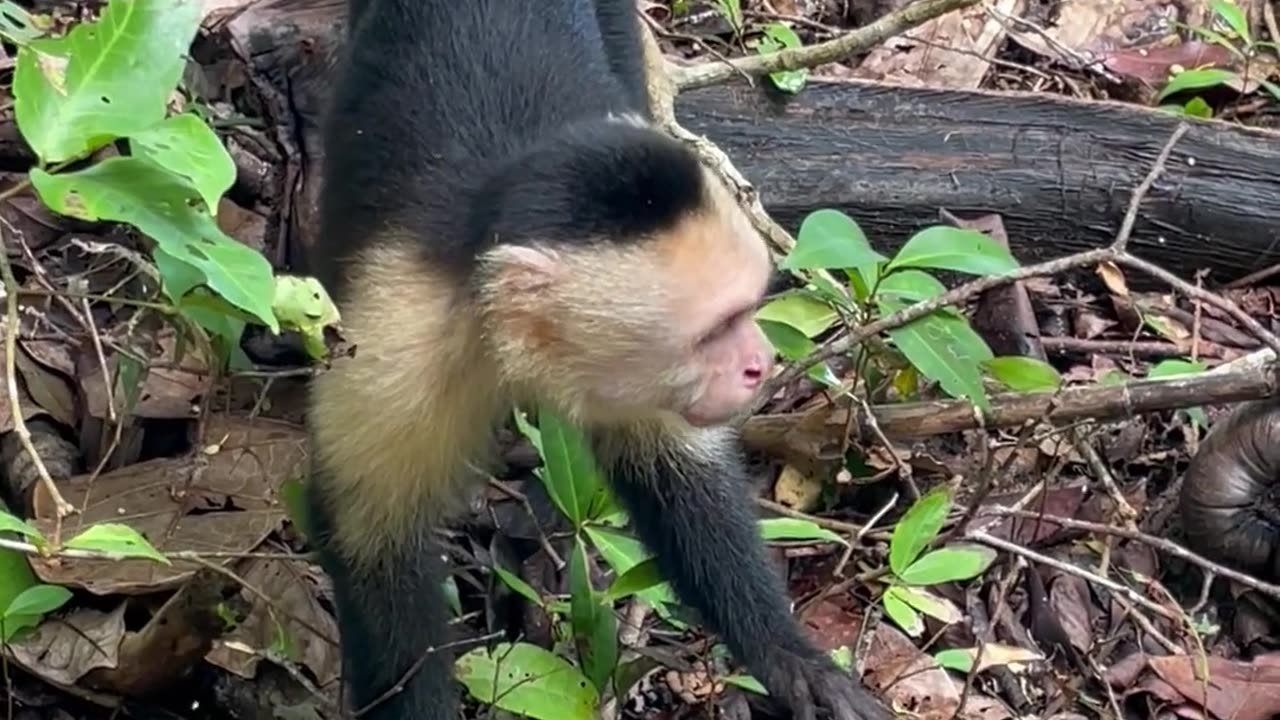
[311,0,639,298]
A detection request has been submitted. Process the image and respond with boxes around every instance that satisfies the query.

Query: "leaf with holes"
[130,113,237,213]
[13,0,202,163]
[456,642,599,720]
[31,158,278,332]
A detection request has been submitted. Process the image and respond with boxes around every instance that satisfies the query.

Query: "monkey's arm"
[599,424,891,720]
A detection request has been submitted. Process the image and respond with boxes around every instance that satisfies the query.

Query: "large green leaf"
[456,642,599,720]
[781,209,886,271]
[898,544,997,585]
[130,113,237,213]
[13,0,202,163]
[569,536,617,693]
[31,158,278,331]
[879,298,993,410]
[886,226,1019,277]
[982,356,1062,393]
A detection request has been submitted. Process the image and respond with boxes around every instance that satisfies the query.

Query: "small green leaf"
[758,319,816,360]
[893,585,963,624]
[537,409,609,526]
[456,642,599,720]
[1183,96,1214,118]
[13,0,204,163]
[1158,68,1236,102]
[898,544,998,585]
[781,209,886,271]
[887,226,1019,277]
[64,523,170,564]
[1148,359,1207,379]
[756,23,808,93]
[280,477,310,539]
[0,1,46,46]
[877,269,947,304]
[493,565,545,607]
[758,517,848,546]
[879,298,994,411]
[4,583,71,618]
[569,537,617,693]
[585,526,676,612]
[0,510,44,542]
[982,356,1062,392]
[934,648,975,672]
[604,557,665,602]
[130,113,237,213]
[723,674,769,695]
[889,488,949,576]
[829,645,854,671]
[30,158,278,332]
[755,293,838,338]
[882,586,923,636]
[1210,0,1251,44]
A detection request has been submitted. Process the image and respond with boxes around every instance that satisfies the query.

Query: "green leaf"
[758,517,848,546]
[64,523,170,564]
[130,113,238,213]
[274,274,341,361]
[456,642,599,720]
[0,1,46,46]
[876,269,950,307]
[892,584,963,624]
[982,356,1062,392]
[889,488,949,576]
[1210,0,1251,44]
[878,298,993,411]
[829,645,853,671]
[934,648,974,672]
[781,209,886,271]
[13,0,203,163]
[569,537,617,693]
[30,158,278,332]
[898,543,998,585]
[755,293,838,338]
[886,226,1019,277]
[0,540,41,642]
[280,477,310,539]
[882,586,923,636]
[756,23,808,94]
[1158,68,1236,102]
[1183,96,1215,118]
[584,526,676,611]
[723,674,769,695]
[493,565,545,608]
[0,510,45,542]
[757,319,816,360]
[537,409,608,526]
[603,557,664,602]
[1148,359,1207,379]
[4,583,71,618]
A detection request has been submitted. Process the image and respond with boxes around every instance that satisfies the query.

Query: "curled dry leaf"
[29,414,304,595]
[1143,653,1280,720]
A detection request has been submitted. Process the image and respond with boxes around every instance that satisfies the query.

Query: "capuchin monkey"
[305,1,894,719]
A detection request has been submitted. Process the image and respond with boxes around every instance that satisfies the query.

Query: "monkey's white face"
[680,307,774,426]
[479,172,776,428]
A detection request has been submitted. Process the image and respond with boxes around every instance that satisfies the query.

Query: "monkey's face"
[480,176,775,427]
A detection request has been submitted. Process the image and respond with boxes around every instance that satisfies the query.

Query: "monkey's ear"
[484,244,564,292]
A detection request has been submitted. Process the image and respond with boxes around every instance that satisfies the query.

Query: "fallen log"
[207,0,1280,287]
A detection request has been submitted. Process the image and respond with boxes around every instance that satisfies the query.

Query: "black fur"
[313,0,688,299]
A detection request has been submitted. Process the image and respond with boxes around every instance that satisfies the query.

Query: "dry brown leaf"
[7,603,127,687]
[863,624,1015,719]
[1010,0,1179,60]
[15,345,76,428]
[206,556,341,687]
[1101,39,1237,84]
[773,464,823,512]
[853,0,1023,89]
[80,326,212,420]
[0,341,46,434]
[30,414,304,594]
[1145,653,1280,720]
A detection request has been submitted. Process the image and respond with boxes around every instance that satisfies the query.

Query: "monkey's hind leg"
[305,242,503,718]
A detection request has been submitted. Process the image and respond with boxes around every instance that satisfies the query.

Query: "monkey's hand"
[752,647,894,720]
